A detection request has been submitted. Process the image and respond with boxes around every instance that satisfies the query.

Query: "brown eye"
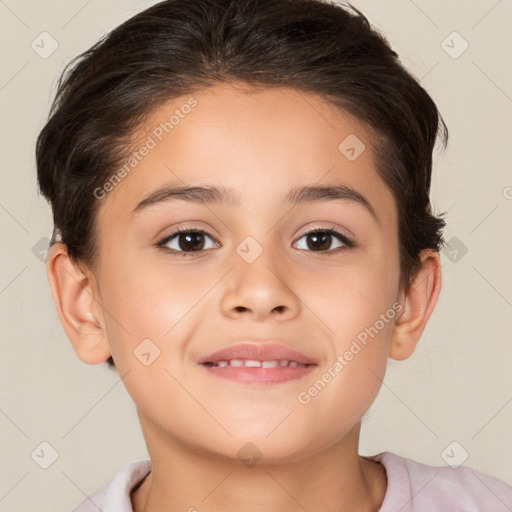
[174,232,207,252]
[157,228,218,255]
[294,228,354,253]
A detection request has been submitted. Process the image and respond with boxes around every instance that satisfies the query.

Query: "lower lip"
[199,364,317,384]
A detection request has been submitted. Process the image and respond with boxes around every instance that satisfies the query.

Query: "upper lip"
[198,342,318,365]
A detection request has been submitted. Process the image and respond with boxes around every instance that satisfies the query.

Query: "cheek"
[329,271,398,355]
[296,297,394,445]
[310,247,399,342]
[301,246,398,403]
[99,254,219,365]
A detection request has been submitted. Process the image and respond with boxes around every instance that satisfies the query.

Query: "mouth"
[202,359,311,368]
[197,342,318,385]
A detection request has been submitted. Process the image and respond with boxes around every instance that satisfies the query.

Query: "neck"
[131,420,387,512]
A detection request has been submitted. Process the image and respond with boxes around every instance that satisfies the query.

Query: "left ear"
[389,249,442,360]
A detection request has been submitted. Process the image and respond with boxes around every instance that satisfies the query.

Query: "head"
[38,0,446,462]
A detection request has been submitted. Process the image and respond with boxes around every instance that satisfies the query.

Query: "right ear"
[45,242,111,365]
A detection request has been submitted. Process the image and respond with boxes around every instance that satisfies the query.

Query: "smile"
[197,341,318,384]
[203,359,310,368]
[199,359,317,385]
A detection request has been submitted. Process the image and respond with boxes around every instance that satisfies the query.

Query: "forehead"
[97,82,396,228]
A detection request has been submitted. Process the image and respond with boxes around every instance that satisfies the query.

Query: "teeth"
[208,359,308,368]
[261,360,280,368]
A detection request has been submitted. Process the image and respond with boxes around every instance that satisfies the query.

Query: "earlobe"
[45,243,111,365]
[389,249,442,361]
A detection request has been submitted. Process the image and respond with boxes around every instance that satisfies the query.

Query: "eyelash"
[155,225,355,257]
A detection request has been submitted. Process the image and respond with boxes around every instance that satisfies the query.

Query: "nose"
[220,245,301,322]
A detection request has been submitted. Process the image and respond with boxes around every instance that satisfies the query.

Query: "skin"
[46,82,441,512]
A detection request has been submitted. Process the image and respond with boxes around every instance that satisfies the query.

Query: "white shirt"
[71,451,512,511]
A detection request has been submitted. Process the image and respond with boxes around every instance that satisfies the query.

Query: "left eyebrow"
[130,183,379,224]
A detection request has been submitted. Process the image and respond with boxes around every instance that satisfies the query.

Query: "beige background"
[0,0,511,510]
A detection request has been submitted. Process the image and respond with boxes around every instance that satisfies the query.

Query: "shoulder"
[365,451,512,512]
[71,459,152,512]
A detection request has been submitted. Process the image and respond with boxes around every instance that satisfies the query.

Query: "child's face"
[91,82,402,461]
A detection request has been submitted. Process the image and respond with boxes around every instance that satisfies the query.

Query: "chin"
[213,431,323,466]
